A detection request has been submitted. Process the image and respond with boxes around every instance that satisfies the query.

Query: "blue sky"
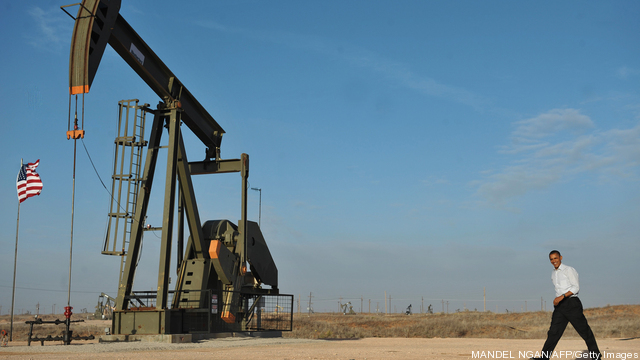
[1,1,639,315]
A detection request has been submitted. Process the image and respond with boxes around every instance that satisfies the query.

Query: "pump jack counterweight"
[63,0,292,337]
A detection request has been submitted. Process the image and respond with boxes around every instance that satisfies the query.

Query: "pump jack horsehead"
[64,0,291,335]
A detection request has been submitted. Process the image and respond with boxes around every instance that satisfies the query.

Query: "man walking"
[533,250,602,360]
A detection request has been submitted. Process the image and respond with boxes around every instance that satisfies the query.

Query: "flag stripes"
[16,159,43,203]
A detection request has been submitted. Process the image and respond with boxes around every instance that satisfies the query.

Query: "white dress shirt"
[552,263,579,298]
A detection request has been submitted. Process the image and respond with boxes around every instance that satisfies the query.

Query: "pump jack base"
[99,331,282,343]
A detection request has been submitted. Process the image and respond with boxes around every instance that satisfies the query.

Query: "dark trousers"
[541,297,600,358]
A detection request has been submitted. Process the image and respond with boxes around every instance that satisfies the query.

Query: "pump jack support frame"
[65,0,290,336]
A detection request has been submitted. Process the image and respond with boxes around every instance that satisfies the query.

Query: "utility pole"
[368,299,371,313]
[446,301,449,314]
[442,300,444,313]
[421,297,424,314]
[385,291,387,314]
[484,287,486,312]
[361,296,363,313]
[307,292,313,316]
[541,297,543,311]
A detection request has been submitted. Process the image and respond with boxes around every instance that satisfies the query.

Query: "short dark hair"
[549,250,561,257]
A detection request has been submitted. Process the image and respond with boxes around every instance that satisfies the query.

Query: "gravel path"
[1,337,638,359]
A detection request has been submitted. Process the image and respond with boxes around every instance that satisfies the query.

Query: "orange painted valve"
[0,329,8,347]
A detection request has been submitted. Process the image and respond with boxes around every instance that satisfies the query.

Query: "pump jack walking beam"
[66,0,224,155]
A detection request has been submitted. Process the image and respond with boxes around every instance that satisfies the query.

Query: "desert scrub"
[284,305,640,340]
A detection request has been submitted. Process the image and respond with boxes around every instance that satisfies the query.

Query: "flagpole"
[10,159,23,342]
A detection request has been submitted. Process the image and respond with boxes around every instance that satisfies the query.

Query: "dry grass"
[2,305,637,342]
[284,305,640,340]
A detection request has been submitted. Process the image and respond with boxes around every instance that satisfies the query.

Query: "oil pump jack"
[63,0,292,336]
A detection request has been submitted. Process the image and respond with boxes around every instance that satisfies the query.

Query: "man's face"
[549,253,562,269]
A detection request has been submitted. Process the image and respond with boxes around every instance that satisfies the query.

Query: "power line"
[80,139,129,216]
[0,284,102,294]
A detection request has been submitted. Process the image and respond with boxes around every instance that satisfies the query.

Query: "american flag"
[17,159,43,203]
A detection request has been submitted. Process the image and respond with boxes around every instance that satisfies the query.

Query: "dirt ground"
[1,337,639,360]
[2,315,639,359]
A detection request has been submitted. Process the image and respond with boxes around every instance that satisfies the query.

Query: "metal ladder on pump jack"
[122,100,149,256]
[117,100,149,285]
[101,99,148,286]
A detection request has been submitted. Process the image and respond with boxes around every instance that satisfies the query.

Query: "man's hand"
[553,295,564,306]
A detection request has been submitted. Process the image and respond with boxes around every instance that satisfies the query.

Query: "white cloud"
[195,20,488,110]
[616,66,640,80]
[475,109,640,206]
[510,108,593,140]
[27,6,67,52]
[335,47,488,110]
[602,125,640,172]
